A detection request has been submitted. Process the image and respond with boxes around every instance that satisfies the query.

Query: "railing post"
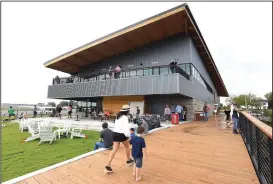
[249,121,253,155]
[256,128,261,176]
[268,138,273,183]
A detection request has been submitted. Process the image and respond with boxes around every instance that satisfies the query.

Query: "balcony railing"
[52,63,192,85]
[239,111,272,184]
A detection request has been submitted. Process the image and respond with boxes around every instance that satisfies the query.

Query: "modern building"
[45,3,229,120]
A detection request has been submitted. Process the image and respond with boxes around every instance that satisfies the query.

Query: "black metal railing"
[52,63,192,85]
[239,111,272,184]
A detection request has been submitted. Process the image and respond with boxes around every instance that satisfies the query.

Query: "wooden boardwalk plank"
[33,174,51,184]
[17,119,259,184]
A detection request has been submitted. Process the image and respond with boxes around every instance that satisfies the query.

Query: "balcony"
[48,63,215,99]
[48,64,191,99]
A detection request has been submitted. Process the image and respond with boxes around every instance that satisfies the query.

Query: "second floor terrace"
[48,63,215,99]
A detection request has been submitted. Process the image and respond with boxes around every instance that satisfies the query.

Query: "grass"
[1,122,100,182]
[1,108,32,110]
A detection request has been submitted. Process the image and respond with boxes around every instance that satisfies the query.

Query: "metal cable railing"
[52,63,192,85]
[239,111,272,184]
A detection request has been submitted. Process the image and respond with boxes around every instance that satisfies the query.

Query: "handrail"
[53,63,192,84]
[80,62,191,78]
[238,111,272,184]
[240,111,272,139]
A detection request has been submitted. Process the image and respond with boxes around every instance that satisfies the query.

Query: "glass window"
[160,66,169,75]
[129,70,137,77]
[137,69,144,76]
[125,71,130,78]
[121,71,126,78]
[144,68,152,76]
[89,76,96,81]
[153,67,160,75]
[186,64,191,75]
[97,74,105,80]
[180,64,186,72]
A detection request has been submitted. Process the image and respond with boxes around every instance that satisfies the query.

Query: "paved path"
[16,118,258,184]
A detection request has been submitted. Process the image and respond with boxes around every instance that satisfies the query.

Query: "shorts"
[134,157,143,168]
[113,132,128,142]
[9,114,15,117]
[68,111,72,115]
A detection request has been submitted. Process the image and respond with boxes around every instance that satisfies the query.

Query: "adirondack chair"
[71,125,86,139]
[55,122,71,139]
[19,118,28,132]
[38,125,56,145]
[25,121,40,142]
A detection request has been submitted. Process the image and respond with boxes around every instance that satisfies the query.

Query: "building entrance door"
[129,101,144,116]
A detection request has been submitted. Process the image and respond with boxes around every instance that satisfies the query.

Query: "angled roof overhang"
[44,3,229,97]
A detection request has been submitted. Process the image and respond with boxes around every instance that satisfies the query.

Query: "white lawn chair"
[19,118,28,132]
[38,125,56,145]
[71,125,86,139]
[25,120,40,142]
[55,122,71,139]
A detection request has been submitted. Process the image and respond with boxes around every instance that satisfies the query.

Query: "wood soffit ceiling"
[44,4,228,96]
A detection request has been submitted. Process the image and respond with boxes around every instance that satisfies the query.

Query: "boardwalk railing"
[239,111,272,184]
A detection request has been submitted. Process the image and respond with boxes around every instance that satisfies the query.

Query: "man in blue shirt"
[175,104,183,121]
[171,104,176,114]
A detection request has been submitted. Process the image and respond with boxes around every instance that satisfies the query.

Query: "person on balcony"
[114,65,121,79]
[54,75,60,85]
[231,104,239,134]
[108,66,113,78]
[169,61,175,73]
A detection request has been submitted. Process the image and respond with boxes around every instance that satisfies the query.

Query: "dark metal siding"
[48,74,180,99]
[189,39,220,103]
[79,34,191,76]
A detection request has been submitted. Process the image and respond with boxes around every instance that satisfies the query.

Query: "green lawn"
[1,122,100,182]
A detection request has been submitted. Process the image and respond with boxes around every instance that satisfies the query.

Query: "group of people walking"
[224,104,240,134]
[93,105,147,182]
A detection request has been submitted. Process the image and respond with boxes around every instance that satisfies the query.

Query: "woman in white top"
[104,105,134,173]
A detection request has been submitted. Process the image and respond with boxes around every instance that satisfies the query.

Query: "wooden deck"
[17,119,259,184]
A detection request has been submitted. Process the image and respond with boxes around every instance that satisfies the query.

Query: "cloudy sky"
[2,2,272,105]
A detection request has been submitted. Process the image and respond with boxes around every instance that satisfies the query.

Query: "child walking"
[129,126,147,182]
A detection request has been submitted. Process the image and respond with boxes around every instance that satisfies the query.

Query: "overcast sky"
[2,2,272,105]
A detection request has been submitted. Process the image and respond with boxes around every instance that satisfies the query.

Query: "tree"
[225,95,237,106]
[47,102,56,107]
[59,101,69,107]
[226,93,262,109]
[68,100,77,106]
[264,92,272,109]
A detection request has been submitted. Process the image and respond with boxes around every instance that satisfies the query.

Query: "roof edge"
[184,4,229,97]
[43,3,188,66]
